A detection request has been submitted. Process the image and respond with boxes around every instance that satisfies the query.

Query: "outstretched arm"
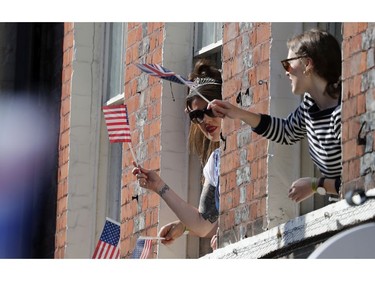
[132,163,217,237]
[208,99,261,128]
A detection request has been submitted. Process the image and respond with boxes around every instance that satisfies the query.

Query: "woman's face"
[284,49,310,95]
[190,97,221,142]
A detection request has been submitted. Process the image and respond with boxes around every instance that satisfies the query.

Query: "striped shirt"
[253,93,342,178]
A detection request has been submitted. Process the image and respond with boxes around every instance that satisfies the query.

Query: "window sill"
[203,188,375,259]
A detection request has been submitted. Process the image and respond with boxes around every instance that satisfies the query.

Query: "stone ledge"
[202,189,375,259]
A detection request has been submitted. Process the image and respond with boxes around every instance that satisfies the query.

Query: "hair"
[287,28,342,99]
[186,59,222,166]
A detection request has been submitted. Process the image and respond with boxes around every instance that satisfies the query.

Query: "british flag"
[136,63,193,86]
[136,63,209,103]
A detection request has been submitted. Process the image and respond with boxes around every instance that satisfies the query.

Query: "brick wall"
[55,22,73,258]
[120,22,165,258]
[341,23,375,196]
[219,23,270,247]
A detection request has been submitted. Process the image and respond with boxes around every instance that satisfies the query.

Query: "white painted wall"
[65,22,105,258]
[158,22,195,258]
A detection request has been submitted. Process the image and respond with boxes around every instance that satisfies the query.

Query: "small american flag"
[92,218,121,259]
[136,63,193,86]
[102,104,131,143]
[131,237,152,259]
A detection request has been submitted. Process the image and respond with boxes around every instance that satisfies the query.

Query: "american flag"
[102,104,131,143]
[92,218,121,259]
[136,63,193,86]
[131,237,152,259]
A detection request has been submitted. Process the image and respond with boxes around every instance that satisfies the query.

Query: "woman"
[132,59,222,250]
[210,28,342,203]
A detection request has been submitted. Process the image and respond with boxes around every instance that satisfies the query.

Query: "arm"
[132,163,217,238]
[210,97,309,145]
[209,99,261,127]
[288,177,339,203]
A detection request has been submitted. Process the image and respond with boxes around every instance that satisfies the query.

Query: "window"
[194,22,223,60]
[191,22,223,257]
[99,22,127,222]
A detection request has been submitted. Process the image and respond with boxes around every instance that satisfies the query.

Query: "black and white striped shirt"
[253,93,342,178]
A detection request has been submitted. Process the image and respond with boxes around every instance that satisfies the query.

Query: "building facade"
[0,22,373,258]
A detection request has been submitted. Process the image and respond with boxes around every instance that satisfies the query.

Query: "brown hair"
[186,59,222,165]
[287,28,342,99]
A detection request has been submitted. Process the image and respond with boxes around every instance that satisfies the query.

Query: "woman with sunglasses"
[132,59,223,251]
[209,28,342,203]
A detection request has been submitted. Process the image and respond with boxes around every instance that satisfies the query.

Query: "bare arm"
[133,163,217,237]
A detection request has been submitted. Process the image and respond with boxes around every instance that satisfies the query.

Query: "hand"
[208,99,242,120]
[210,234,217,250]
[131,161,164,193]
[288,177,315,203]
[158,221,185,245]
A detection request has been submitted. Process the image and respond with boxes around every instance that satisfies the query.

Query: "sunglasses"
[188,107,215,124]
[281,55,307,72]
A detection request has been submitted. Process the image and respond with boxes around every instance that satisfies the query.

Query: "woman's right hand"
[209,99,243,120]
[158,220,186,245]
[209,99,261,128]
[131,161,165,194]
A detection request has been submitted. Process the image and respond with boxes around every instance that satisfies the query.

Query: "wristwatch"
[317,177,327,195]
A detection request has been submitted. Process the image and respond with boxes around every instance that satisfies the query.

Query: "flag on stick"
[102,104,131,143]
[92,218,121,259]
[136,63,210,103]
[131,237,152,259]
[136,63,193,86]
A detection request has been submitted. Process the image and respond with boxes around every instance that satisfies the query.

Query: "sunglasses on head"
[281,55,307,72]
[188,107,215,124]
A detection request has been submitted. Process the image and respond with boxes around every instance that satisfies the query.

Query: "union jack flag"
[131,237,152,259]
[102,104,131,143]
[92,218,121,259]
[136,63,193,86]
[136,63,209,103]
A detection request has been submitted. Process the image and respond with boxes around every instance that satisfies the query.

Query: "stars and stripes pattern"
[102,104,131,143]
[136,63,193,86]
[131,237,152,259]
[92,218,121,259]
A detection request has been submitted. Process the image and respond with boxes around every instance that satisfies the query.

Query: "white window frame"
[100,22,127,222]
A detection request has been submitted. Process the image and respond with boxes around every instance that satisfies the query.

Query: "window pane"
[107,23,125,100]
[195,22,223,52]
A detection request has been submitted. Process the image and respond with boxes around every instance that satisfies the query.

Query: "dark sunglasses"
[188,107,215,124]
[281,55,307,72]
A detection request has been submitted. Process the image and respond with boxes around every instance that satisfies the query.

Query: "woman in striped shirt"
[209,29,342,203]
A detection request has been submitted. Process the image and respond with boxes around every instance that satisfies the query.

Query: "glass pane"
[196,22,223,51]
[107,23,124,100]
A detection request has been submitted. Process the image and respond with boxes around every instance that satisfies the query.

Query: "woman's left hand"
[288,177,315,203]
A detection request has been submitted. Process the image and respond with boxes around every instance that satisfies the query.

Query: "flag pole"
[128,142,138,167]
[175,75,210,104]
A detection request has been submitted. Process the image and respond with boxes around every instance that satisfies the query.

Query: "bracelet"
[311,177,318,192]
[158,184,170,197]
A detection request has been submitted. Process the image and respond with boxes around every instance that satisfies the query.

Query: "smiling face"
[284,49,311,95]
[190,97,221,142]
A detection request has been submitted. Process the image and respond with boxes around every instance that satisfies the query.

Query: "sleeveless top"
[199,148,220,223]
